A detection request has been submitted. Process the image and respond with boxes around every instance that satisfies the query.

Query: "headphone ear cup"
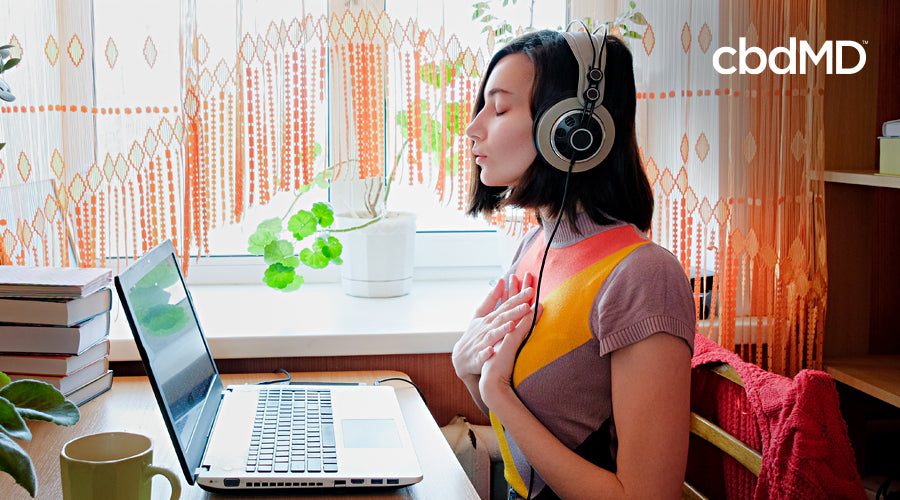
[533,97,615,173]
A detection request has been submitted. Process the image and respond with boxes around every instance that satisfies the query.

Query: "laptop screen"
[115,240,223,483]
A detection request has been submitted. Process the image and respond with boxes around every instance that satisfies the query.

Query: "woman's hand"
[452,273,535,383]
[479,300,542,408]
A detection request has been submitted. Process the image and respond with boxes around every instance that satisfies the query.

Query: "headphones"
[533,25,615,173]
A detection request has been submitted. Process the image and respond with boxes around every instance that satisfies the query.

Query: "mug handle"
[146,465,182,500]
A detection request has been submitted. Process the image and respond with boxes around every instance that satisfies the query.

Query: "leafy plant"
[1,42,22,152]
[395,59,472,183]
[0,372,80,497]
[472,0,521,44]
[588,1,648,40]
[249,55,472,292]
[248,199,344,292]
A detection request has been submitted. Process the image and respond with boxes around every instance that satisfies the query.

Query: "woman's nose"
[465,112,483,141]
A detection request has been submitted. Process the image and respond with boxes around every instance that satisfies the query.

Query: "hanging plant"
[0,42,21,152]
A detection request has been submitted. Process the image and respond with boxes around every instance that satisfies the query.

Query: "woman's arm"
[481,330,691,499]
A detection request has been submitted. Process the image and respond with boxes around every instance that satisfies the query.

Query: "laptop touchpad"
[342,419,402,448]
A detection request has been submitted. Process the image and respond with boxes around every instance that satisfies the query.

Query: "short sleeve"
[591,243,696,356]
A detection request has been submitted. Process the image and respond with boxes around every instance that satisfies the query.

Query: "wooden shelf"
[825,355,900,408]
[824,170,900,189]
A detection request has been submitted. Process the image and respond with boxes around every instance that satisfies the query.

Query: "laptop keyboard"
[246,387,338,474]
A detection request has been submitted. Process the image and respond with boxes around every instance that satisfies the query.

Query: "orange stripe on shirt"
[514,225,648,297]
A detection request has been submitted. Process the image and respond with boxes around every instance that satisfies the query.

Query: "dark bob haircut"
[466,29,654,232]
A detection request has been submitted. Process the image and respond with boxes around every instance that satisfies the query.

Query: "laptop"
[114,240,422,492]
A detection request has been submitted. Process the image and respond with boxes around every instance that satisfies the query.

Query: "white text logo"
[713,38,866,75]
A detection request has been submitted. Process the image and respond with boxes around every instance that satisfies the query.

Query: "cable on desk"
[375,377,427,406]
[256,368,291,385]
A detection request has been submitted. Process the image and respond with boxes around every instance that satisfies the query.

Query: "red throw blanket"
[689,333,866,499]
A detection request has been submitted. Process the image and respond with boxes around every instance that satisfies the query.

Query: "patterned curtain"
[0,0,494,272]
[0,0,827,375]
[621,0,827,375]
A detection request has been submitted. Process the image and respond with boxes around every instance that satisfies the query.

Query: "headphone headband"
[560,29,606,107]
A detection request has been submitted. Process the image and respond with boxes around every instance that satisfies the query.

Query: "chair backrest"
[683,362,762,500]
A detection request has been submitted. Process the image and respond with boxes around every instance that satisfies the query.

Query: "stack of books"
[0,266,115,406]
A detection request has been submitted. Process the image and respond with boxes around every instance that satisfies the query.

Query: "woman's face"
[466,52,537,187]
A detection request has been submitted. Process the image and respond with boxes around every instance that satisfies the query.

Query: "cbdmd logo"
[713,37,866,74]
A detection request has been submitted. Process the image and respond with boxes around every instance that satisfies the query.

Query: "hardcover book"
[0,266,112,299]
[7,356,109,394]
[0,287,112,326]
[0,311,110,355]
[0,339,110,376]
[63,369,114,407]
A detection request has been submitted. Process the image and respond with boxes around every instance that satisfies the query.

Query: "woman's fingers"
[473,278,506,318]
[491,303,543,364]
[485,284,534,322]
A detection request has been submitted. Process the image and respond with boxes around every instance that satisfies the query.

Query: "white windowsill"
[109,279,493,362]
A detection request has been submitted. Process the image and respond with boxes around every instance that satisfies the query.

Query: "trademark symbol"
[862,40,868,44]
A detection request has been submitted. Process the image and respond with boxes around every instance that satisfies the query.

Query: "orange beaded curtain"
[0,1,488,272]
[625,0,828,375]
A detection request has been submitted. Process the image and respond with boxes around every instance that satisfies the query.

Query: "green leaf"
[631,12,648,25]
[0,373,9,389]
[281,274,304,292]
[263,263,299,290]
[311,202,334,228]
[258,217,282,233]
[480,14,496,22]
[0,143,5,152]
[0,433,36,497]
[299,248,328,269]
[247,218,281,254]
[625,30,642,39]
[0,45,14,50]
[287,210,318,240]
[630,1,637,9]
[263,239,295,266]
[0,397,30,441]
[320,236,343,260]
[299,235,342,270]
[2,58,20,72]
[0,381,79,426]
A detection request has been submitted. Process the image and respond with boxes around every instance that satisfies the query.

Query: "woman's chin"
[479,173,510,188]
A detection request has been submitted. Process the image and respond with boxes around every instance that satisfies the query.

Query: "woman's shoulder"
[612,240,691,292]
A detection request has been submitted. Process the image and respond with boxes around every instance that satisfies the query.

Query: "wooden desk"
[0,371,478,500]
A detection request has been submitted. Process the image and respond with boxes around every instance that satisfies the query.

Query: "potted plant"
[247,149,417,298]
[248,57,469,297]
[0,372,80,497]
[0,42,21,152]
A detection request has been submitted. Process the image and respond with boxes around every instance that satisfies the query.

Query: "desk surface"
[0,371,478,500]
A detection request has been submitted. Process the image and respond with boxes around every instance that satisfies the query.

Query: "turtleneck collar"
[539,211,633,248]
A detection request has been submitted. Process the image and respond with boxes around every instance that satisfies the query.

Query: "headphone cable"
[513,24,603,499]
[512,155,576,500]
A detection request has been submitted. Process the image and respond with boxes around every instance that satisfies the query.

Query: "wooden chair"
[683,363,762,500]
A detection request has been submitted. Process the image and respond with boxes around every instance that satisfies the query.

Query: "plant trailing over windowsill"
[248,53,470,292]
[0,372,80,498]
[0,42,22,152]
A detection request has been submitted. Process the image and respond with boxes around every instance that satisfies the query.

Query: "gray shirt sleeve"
[591,242,697,356]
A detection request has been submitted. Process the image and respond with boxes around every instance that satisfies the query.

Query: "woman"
[452,29,696,499]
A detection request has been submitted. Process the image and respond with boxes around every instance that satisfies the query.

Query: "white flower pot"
[335,211,416,297]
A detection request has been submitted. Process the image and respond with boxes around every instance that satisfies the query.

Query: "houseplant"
[0,42,21,152]
[0,372,80,497]
[248,57,469,297]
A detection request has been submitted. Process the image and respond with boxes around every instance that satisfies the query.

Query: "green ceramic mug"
[60,431,181,500]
